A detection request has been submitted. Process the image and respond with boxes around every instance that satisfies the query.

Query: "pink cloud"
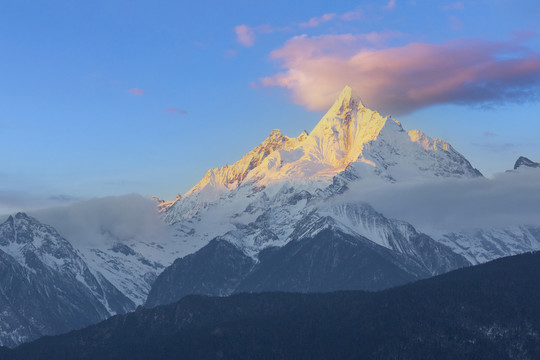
[383,0,396,10]
[483,131,496,137]
[260,34,540,115]
[225,49,238,58]
[340,9,363,21]
[299,10,363,28]
[235,25,256,47]
[299,13,337,28]
[233,9,363,46]
[128,88,144,96]
[164,108,187,115]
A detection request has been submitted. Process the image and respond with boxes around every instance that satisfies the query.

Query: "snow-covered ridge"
[184,128,309,203]
[163,86,481,215]
[159,86,483,262]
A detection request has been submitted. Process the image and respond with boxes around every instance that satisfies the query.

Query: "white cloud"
[330,168,540,234]
[30,194,167,247]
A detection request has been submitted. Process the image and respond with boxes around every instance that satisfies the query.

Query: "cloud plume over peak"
[260,34,540,115]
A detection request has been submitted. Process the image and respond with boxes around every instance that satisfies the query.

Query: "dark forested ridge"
[5,251,540,359]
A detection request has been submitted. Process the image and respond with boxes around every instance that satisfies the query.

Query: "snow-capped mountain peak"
[180,127,310,204]
[326,85,365,115]
[164,86,481,216]
[161,86,482,257]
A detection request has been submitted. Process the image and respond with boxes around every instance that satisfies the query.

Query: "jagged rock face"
[145,227,430,308]
[0,213,134,347]
[514,156,540,170]
[146,210,470,308]
[145,240,255,308]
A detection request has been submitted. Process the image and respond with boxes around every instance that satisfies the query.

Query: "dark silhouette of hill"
[5,251,540,359]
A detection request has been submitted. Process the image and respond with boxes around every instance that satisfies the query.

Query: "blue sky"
[1,0,539,212]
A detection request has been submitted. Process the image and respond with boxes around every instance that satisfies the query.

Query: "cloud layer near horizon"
[30,194,167,247]
[331,168,540,234]
[261,33,540,115]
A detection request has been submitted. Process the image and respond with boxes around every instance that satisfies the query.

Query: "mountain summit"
[327,85,365,114]
[514,156,540,170]
[163,86,482,214]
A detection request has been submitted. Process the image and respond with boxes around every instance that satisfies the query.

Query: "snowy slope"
[161,86,482,257]
[438,226,540,264]
[0,213,133,347]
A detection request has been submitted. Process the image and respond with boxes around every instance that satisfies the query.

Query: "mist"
[332,169,540,235]
[0,190,79,216]
[30,194,168,247]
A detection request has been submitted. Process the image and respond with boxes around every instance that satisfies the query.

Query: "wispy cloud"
[340,9,363,21]
[260,33,540,115]
[329,169,540,234]
[164,108,187,115]
[473,142,516,152]
[483,131,496,137]
[383,0,396,10]
[128,88,145,96]
[235,24,256,47]
[300,13,337,28]
[0,190,80,215]
[299,9,363,28]
[225,49,238,58]
[442,2,465,11]
[234,8,363,46]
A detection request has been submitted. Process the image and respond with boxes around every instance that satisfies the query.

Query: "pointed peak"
[296,129,309,143]
[15,212,30,220]
[263,129,288,145]
[338,85,364,106]
[339,85,353,99]
[514,156,540,170]
[268,129,283,137]
[329,86,364,115]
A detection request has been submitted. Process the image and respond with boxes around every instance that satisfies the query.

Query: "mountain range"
[0,86,539,347]
[5,250,540,359]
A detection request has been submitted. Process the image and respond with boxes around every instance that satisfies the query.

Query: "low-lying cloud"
[332,169,540,234]
[260,33,540,115]
[0,190,79,215]
[30,194,167,247]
